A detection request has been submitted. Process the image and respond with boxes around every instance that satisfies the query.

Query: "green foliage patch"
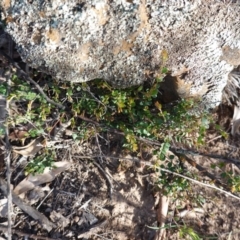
[2,70,216,181]
[25,150,56,175]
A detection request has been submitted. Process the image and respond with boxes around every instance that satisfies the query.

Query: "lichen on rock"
[1,0,240,109]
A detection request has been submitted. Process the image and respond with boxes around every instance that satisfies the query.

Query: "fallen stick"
[1,70,13,239]
[156,167,240,201]
[177,154,228,189]
[92,161,113,199]
[0,177,56,232]
[154,193,170,240]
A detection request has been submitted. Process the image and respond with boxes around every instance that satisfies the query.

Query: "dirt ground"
[0,107,240,240]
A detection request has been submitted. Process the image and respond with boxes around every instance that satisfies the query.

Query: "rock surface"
[1,0,240,109]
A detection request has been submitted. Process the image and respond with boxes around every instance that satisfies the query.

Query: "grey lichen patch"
[113,40,134,56]
[2,0,240,109]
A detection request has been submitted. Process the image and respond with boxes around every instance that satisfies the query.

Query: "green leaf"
[0,83,7,95]
[159,141,170,161]
[161,67,168,74]
[72,133,78,140]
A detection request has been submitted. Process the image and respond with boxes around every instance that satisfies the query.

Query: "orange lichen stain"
[138,0,151,33]
[39,11,46,18]
[161,49,169,62]
[175,76,210,99]
[79,67,85,73]
[2,0,11,10]
[46,29,61,44]
[93,4,109,26]
[5,15,14,23]
[32,31,42,45]
[113,40,133,56]
[221,45,240,66]
[98,40,105,46]
[171,66,189,77]
[113,0,150,55]
[175,77,192,99]
[78,42,92,62]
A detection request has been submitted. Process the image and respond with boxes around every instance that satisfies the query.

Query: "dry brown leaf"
[14,161,71,195]
[0,177,56,231]
[12,136,45,156]
[9,129,28,141]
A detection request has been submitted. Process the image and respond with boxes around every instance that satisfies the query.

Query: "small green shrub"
[179,225,202,240]
[25,150,56,175]
[5,69,229,197]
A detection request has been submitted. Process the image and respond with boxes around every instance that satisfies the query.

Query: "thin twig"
[170,147,240,167]
[0,50,65,109]
[177,154,228,189]
[207,135,223,143]
[83,84,108,114]
[92,161,113,199]
[157,167,240,201]
[36,188,54,210]
[95,132,104,163]
[5,152,12,240]
[5,68,12,240]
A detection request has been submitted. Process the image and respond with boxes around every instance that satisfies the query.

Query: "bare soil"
[0,106,240,240]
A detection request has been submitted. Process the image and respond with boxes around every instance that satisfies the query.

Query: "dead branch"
[156,167,240,201]
[92,161,113,199]
[5,151,12,240]
[177,154,228,190]
[2,64,13,240]
[170,147,240,167]
[0,177,56,232]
